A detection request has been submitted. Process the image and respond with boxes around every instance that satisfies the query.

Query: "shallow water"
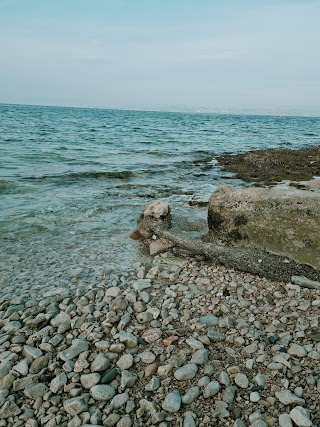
[1,104,319,289]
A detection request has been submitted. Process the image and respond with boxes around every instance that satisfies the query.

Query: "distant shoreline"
[1,102,319,119]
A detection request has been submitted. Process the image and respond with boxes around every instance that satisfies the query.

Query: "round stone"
[117,354,134,370]
[250,392,260,402]
[182,386,200,405]
[162,391,181,413]
[203,380,220,398]
[80,373,101,389]
[174,364,198,381]
[235,373,249,389]
[90,385,116,401]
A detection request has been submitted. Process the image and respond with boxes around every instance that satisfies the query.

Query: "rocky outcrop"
[130,200,171,241]
[207,186,320,270]
[131,184,320,281]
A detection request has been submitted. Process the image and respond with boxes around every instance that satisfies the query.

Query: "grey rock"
[198,315,219,326]
[291,275,320,290]
[190,349,209,365]
[111,392,129,409]
[101,368,119,384]
[198,376,211,387]
[254,374,266,386]
[251,421,267,427]
[133,279,151,291]
[91,354,110,372]
[234,419,246,427]
[0,361,12,380]
[203,380,220,398]
[219,316,235,329]
[309,331,320,342]
[117,416,132,427]
[145,377,160,391]
[138,351,156,364]
[275,390,305,406]
[184,412,196,427]
[289,406,312,427]
[13,373,42,391]
[182,386,200,404]
[105,287,121,297]
[174,364,198,380]
[80,373,101,389]
[207,329,226,342]
[50,372,67,393]
[117,354,134,370]
[222,386,237,404]
[235,373,249,389]
[2,320,21,332]
[50,311,71,327]
[13,359,29,376]
[29,355,49,374]
[250,392,260,402]
[214,400,230,418]
[63,395,89,416]
[162,391,181,413]
[186,337,204,350]
[279,413,293,427]
[103,413,121,426]
[24,383,49,400]
[63,394,89,416]
[60,340,89,361]
[23,345,43,359]
[0,400,21,419]
[287,344,307,358]
[90,385,116,401]
[219,371,230,386]
[120,370,138,389]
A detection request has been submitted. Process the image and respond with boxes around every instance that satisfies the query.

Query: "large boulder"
[208,186,320,270]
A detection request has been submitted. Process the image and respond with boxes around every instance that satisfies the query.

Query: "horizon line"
[0,102,319,119]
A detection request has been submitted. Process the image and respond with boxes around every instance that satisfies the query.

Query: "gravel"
[0,253,319,426]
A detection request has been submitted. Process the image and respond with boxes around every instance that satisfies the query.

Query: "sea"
[1,103,319,291]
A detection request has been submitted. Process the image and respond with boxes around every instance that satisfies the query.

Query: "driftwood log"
[130,200,320,283]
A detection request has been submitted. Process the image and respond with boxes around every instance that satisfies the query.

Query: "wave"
[0,179,36,194]
[25,170,140,181]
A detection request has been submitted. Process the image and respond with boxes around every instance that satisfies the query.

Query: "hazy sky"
[0,0,319,114]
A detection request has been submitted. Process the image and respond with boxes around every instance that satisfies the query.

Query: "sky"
[0,0,320,115]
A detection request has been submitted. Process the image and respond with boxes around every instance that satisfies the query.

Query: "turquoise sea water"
[1,104,319,288]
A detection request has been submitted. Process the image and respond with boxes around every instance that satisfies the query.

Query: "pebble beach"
[1,252,319,427]
[1,107,320,426]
